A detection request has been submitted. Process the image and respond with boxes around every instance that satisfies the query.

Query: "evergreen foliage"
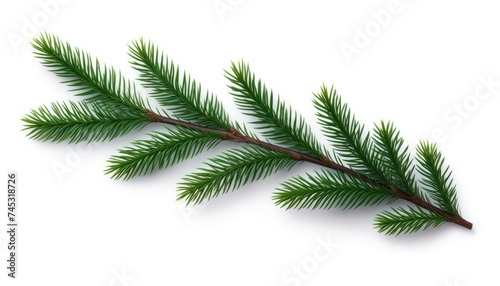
[106,126,222,180]
[226,61,327,159]
[374,206,447,236]
[372,121,418,196]
[129,39,232,131]
[22,101,149,143]
[416,141,460,215]
[313,86,388,184]
[178,146,299,205]
[32,32,149,114]
[23,33,472,236]
[274,170,395,210]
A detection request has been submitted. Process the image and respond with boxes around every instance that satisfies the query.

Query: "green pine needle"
[373,121,418,195]
[177,145,300,205]
[374,206,447,236]
[129,38,232,131]
[32,32,149,114]
[313,85,388,184]
[22,101,149,143]
[226,61,327,159]
[274,169,395,210]
[416,141,460,215]
[105,126,222,180]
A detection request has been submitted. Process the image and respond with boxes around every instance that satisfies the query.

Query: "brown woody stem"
[145,109,473,230]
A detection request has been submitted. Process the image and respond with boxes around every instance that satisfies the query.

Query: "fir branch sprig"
[313,86,388,184]
[373,120,418,196]
[22,101,149,143]
[226,61,328,159]
[23,33,473,236]
[129,38,232,131]
[374,206,447,236]
[105,126,222,180]
[178,145,300,205]
[33,32,149,114]
[274,170,396,210]
[416,141,460,215]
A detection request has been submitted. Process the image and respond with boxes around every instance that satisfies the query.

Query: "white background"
[1,0,499,285]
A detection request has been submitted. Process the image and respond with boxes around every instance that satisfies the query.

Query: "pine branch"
[416,141,460,215]
[147,110,380,188]
[374,206,447,236]
[24,34,473,235]
[22,101,149,143]
[314,85,388,184]
[105,126,222,180]
[373,121,418,196]
[226,61,328,159]
[177,146,300,205]
[274,169,396,210]
[129,38,232,131]
[33,33,149,115]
